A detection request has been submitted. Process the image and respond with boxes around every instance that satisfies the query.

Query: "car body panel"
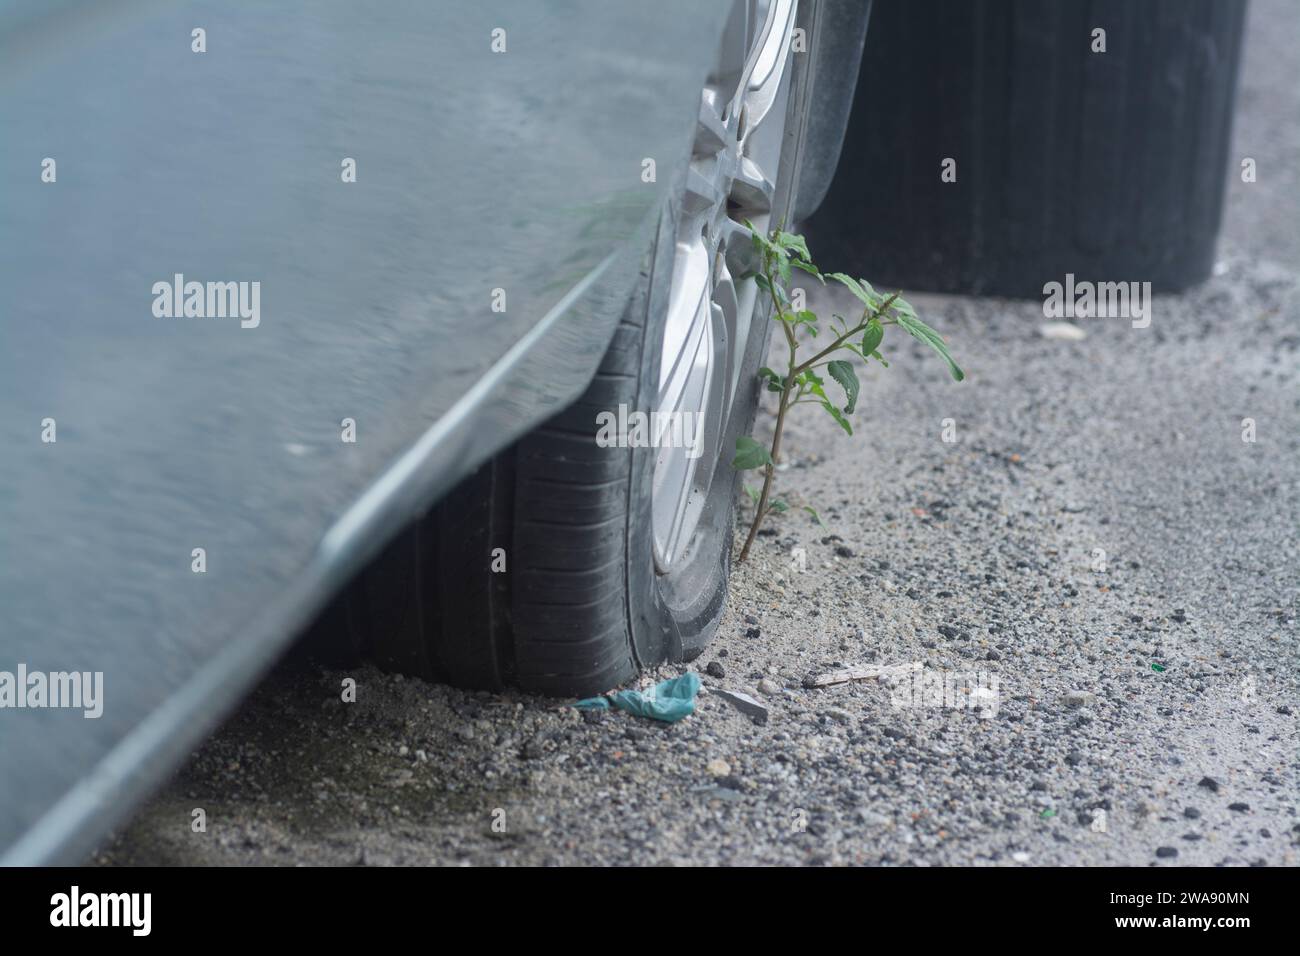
[0,0,731,862]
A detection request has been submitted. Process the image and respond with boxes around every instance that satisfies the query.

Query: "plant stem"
[739,262,799,564]
[739,376,792,563]
[737,264,900,563]
[792,294,898,376]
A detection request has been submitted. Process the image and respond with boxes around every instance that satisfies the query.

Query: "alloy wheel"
[651,0,798,572]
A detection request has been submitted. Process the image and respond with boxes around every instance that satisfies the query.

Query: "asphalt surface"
[95,1,1298,866]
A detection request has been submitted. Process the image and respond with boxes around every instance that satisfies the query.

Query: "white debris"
[1038,322,1087,341]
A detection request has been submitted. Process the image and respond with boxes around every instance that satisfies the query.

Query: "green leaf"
[895,313,965,382]
[744,485,761,505]
[757,366,785,393]
[889,294,916,318]
[827,273,880,310]
[775,231,811,263]
[803,506,827,529]
[861,317,884,356]
[798,368,826,395]
[829,274,888,314]
[819,401,853,435]
[826,360,860,414]
[775,252,792,285]
[767,498,789,514]
[732,435,773,470]
[792,259,824,282]
[745,219,774,254]
[801,366,853,432]
[789,309,819,337]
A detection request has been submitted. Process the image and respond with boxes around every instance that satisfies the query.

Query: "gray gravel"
[94,0,1298,867]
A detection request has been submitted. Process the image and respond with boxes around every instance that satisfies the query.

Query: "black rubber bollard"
[805,0,1249,298]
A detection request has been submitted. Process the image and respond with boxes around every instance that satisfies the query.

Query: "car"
[0,0,870,863]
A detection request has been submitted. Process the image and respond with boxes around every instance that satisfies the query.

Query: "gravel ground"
[95,1,1298,867]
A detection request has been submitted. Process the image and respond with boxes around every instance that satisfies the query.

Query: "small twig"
[802,661,922,688]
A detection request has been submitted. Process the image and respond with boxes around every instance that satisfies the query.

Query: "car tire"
[341,0,818,697]
[806,0,1248,297]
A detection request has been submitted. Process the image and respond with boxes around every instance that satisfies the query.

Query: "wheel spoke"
[717,217,761,276]
[661,320,711,562]
[711,253,744,412]
[659,242,709,398]
[729,155,775,215]
[740,0,797,133]
[683,163,724,217]
[706,0,751,119]
[694,91,730,156]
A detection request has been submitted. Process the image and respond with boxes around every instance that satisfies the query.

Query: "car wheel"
[351,0,815,696]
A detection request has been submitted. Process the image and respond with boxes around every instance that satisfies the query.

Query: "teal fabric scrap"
[574,672,701,723]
